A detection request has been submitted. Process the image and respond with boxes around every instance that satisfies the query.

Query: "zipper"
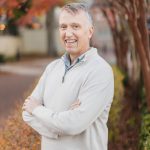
[62,69,67,83]
[62,60,84,83]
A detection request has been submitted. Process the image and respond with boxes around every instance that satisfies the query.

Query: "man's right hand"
[69,100,81,110]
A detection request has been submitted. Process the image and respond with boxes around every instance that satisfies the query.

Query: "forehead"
[59,10,88,24]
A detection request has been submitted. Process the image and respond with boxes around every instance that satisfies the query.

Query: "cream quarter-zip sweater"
[22,47,114,150]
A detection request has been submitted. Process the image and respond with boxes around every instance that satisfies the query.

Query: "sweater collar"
[61,47,97,65]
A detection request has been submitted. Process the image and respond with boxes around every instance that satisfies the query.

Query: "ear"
[88,26,94,39]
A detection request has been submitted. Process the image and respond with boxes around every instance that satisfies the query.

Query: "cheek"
[59,33,65,43]
[75,31,85,41]
[79,33,89,42]
[59,30,64,38]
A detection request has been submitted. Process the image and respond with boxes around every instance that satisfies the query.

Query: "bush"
[0,81,40,150]
[0,54,5,63]
[0,104,40,150]
[139,113,150,150]
[108,66,124,142]
[0,103,40,150]
[139,90,150,150]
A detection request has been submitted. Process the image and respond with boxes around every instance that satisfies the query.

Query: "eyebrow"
[59,22,81,26]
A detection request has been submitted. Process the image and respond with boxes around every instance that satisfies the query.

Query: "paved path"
[0,58,53,124]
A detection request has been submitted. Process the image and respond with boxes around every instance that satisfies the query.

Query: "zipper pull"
[62,75,65,83]
[62,69,67,83]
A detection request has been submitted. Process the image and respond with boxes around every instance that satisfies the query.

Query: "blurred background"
[0,0,150,149]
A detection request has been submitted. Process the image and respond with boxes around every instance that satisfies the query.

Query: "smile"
[65,39,77,44]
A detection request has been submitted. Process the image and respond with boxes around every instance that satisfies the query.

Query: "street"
[0,58,53,124]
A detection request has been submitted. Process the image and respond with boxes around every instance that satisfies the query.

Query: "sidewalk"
[0,58,53,76]
[0,57,54,124]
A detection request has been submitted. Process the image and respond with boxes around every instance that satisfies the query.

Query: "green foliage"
[0,54,5,63]
[5,0,31,36]
[13,0,31,20]
[126,116,136,128]
[138,82,150,150]
[139,90,150,150]
[108,66,124,142]
[139,113,150,150]
[0,55,19,63]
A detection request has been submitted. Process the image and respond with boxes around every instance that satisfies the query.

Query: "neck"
[69,47,91,64]
[69,55,78,64]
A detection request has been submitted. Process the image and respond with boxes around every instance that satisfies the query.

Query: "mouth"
[65,39,77,45]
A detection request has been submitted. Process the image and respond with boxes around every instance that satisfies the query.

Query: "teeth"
[65,39,76,43]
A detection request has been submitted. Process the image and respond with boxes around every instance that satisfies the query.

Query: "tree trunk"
[129,20,150,110]
[102,7,129,72]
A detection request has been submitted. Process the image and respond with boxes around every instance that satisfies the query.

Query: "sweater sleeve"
[22,60,59,139]
[31,66,114,136]
[22,111,59,139]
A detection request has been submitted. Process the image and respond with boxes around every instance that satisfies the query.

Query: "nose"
[65,29,73,37]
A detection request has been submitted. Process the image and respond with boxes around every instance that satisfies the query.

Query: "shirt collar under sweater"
[61,47,98,69]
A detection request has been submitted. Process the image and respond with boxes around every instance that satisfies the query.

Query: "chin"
[65,48,76,54]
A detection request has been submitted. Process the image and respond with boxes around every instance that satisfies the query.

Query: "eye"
[73,25,79,29]
[60,25,67,30]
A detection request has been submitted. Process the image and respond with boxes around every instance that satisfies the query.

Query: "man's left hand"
[22,97,42,114]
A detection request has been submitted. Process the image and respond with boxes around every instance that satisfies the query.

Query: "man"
[22,3,114,150]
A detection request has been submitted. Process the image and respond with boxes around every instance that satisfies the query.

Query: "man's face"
[59,10,93,56]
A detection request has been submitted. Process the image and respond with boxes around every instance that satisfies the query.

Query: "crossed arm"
[22,97,81,139]
[22,97,81,115]
[22,64,114,139]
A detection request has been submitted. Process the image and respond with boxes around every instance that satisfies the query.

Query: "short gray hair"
[61,3,93,25]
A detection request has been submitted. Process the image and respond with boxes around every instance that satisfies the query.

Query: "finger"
[70,105,80,110]
[25,98,29,102]
[76,100,81,104]
[72,103,81,107]
[23,100,29,105]
[22,105,26,110]
[70,103,80,110]
[72,100,81,105]
[27,96,32,99]
[26,96,34,101]
[28,96,36,101]
[22,103,26,108]
[70,101,81,107]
